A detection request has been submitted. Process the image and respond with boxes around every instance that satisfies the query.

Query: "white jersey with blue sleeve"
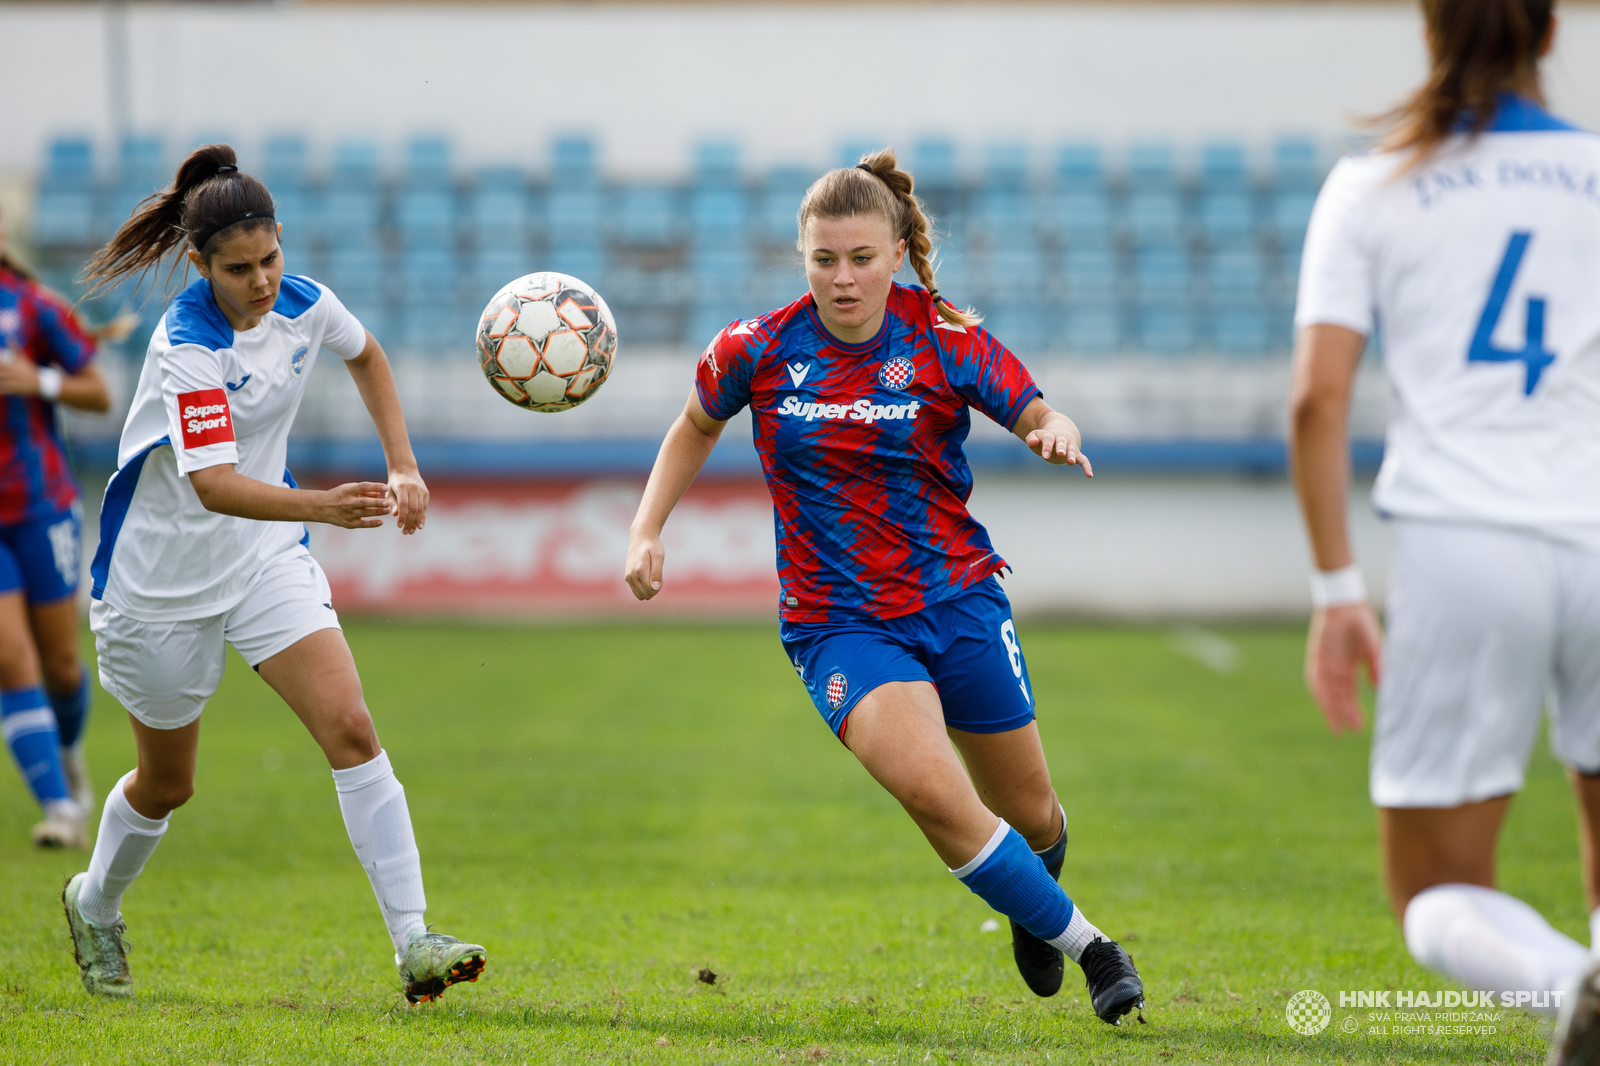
[91,274,367,621]
[1296,94,1600,549]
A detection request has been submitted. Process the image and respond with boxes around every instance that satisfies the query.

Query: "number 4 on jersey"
[1467,232,1555,395]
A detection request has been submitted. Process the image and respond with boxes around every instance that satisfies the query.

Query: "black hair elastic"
[928,289,942,304]
[193,209,274,251]
[215,164,238,174]
[856,163,875,174]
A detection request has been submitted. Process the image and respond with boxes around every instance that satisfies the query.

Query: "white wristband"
[36,367,62,402]
[1310,565,1367,608]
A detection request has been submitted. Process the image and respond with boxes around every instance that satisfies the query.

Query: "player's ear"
[187,247,209,279]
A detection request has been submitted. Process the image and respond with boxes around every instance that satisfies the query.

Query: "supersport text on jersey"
[695,283,1041,624]
[0,267,96,526]
[1297,93,1600,550]
[91,274,367,622]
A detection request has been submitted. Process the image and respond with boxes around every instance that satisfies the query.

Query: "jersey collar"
[1455,92,1583,134]
[805,301,892,356]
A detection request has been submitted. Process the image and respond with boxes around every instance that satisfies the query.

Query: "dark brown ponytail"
[81,143,276,299]
[1375,0,1554,162]
[798,147,981,329]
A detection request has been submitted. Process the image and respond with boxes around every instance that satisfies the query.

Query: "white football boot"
[61,872,134,998]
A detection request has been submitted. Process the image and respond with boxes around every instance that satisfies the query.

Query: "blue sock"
[1,685,70,806]
[50,670,91,749]
[951,821,1074,942]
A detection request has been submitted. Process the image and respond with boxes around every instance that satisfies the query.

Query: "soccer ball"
[476,272,617,412]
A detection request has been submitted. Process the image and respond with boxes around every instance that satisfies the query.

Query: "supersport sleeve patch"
[177,389,235,449]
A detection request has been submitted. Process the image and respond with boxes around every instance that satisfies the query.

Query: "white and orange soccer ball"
[476,272,617,412]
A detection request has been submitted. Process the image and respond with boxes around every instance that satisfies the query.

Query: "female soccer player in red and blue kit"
[626,150,1145,1024]
[0,211,112,849]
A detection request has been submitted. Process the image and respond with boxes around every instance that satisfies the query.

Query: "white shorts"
[1371,519,1600,807]
[91,545,341,731]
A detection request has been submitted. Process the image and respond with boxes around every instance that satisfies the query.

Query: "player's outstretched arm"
[345,330,428,535]
[625,390,726,601]
[1289,323,1383,734]
[1012,397,1092,477]
[0,360,112,413]
[189,463,392,529]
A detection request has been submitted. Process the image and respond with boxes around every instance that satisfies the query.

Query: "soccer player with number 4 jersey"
[1290,0,1600,1058]
[626,149,1145,1024]
[57,145,485,1005]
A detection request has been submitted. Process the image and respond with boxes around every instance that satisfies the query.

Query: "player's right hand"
[1305,603,1383,734]
[319,482,392,529]
[624,531,665,601]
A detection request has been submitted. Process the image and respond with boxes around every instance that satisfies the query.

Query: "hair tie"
[215,164,238,175]
[193,209,274,251]
[928,289,942,304]
[856,163,875,174]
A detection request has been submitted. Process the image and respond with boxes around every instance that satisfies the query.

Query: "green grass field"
[0,622,1575,1064]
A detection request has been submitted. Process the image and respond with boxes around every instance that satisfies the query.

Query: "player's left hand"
[387,468,429,535]
[1025,421,1093,477]
[0,357,41,396]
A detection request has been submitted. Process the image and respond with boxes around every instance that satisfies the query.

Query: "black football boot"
[1079,936,1145,1024]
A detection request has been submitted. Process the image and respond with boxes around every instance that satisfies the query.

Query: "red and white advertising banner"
[308,479,779,616]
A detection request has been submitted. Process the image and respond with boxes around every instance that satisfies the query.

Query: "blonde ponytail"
[798,147,981,329]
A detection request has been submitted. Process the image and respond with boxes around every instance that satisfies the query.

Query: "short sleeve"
[27,287,96,373]
[159,345,240,474]
[943,325,1041,431]
[316,285,369,360]
[1295,158,1377,336]
[693,323,758,421]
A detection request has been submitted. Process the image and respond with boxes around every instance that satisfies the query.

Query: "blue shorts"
[0,503,81,604]
[780,577,1036,738]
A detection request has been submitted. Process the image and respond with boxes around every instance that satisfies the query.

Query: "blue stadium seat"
[981,301,1046,356]
[31,137,99,247]
[1208,246,1268,301]
[325,241,385,301]
[1123,142,1185,247]
[325,140,383,243]
[690,142,746,240]
[973,145,1033,244]
[1198,143,1249,190]
[980,240,1048,299]
[759,167,813,244]
[552,137,597,184]
[695,141,740,185]
[263,135,309,189]
[548,242,605,286]
[1134,303,1200,355]
[1062,245,1118,303]
[1272,137,1322,192]
[1050,144,1113,246]
[1196,145,1255,246]
[1059,306,1122,354]
[405,136,451,187]
[470,246,535,304]
[913,139,959,195]
[1211,300,1272,355]
[613,183,680,247]
[754,265,805,310]
[468,167,531,250]
[1268,189,1317,249]
[1132,246,1192,303]
[106,135,167,235]
[548,187,602,245]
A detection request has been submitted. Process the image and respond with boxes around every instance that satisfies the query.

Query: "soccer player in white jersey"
[1290,0,1600,1056]
[57,144,485,1004]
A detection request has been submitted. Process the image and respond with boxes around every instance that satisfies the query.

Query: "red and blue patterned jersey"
[0,267,95,525]
[695,283,1041,623]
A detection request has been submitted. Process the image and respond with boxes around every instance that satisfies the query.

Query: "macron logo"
[177,388,235,450]
[786,362,811,388]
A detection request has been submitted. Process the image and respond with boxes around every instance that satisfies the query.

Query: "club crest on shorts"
[290,345,309,376]
[878,356,915,391]
[825,672,848,710]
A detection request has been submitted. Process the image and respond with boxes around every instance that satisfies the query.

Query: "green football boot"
[396,927,486,1004]
[61,873,134,999]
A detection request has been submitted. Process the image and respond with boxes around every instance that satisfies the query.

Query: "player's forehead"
[803,212,896,252]
[208,224,280,266]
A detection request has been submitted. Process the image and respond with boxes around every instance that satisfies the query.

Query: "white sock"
[1404,883,1588,1016]
[78,771,169,926]
[1048,906,1106,964]
[333,750,427,954]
